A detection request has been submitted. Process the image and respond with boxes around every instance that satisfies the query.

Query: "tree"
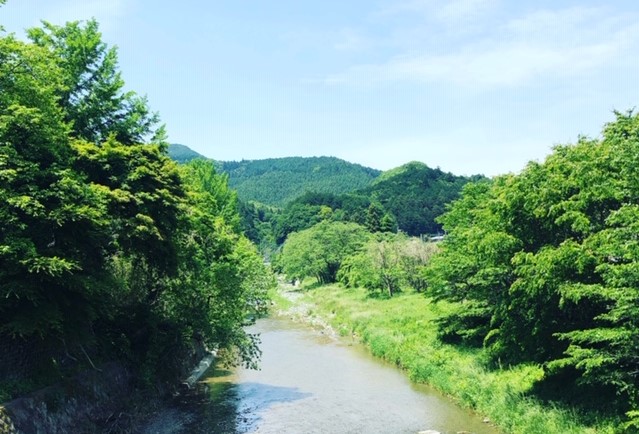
[365,202,384,232]
[424,111,639,420]
[0,22,274,397]
[399,237,437,292]
[380,213,398,233]
[0,34,112,340]
[171,160,274,368]
[339,234,438,297]
[28,19,164,145]
[279,221,369,284]
[370,237,404,297]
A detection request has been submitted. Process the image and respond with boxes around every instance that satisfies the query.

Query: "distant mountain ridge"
[167,144,484,239]
[167,143,208,163]
[167,144,381,206]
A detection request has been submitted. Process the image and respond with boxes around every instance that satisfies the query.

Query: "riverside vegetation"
[276,283,616,434]
[0,14,274,411]
[272,111,639,433]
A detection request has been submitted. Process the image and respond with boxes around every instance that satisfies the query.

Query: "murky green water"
[183,317,499,434]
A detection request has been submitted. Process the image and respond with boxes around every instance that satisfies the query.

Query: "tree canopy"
[424,111,639,420]
[0,20,273,396]
[278,221,370,284]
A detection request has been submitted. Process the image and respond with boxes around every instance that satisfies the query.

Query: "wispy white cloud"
[378,0,498,24]
[324,5,639,88]
[340,40,617,87]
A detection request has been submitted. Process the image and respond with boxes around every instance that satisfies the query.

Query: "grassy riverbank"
[272,283,619,434]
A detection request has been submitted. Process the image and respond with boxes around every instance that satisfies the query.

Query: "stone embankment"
[1,362,132,433]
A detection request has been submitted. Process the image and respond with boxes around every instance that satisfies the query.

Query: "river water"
[175,317,499,434]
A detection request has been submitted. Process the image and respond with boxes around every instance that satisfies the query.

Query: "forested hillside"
[168,143,208,163]
[167,146,384,206]
[167,145,478,243]
[0,18,273,402]
[360,161,483,235]
[219,156,381,206]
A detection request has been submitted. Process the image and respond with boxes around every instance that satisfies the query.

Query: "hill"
[219,156,380,206]
[167,143,208,163]
[167,145,381,206]
[272,161,483,243]
[166,145,483,239]
[359,161,484,235]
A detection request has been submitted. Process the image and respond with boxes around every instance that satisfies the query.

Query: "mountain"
[359,161,484,235]
[219,157,381,206]
[167,143,208,163]
[166,145,484,238]
[167,144,381,206]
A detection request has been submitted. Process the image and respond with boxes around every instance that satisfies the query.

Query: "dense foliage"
[271,192,395,244]
[277,221,370,284]
[167,146,475,246]
[219,156,381,207]
[277,217,437,295]
[0,19,273,394]
[360,161,483,236]
[338,234,438,297]
[425,112,639,425]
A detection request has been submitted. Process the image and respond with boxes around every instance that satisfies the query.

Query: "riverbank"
[0,340,211,433]
[271,283,618,434]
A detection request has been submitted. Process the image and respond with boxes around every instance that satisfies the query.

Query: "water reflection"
[184,368,312,433]
[181,318,500,434]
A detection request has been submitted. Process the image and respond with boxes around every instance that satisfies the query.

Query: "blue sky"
[2,0,639,176]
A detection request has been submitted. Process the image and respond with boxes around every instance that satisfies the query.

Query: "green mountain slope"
[167,145,381,206]
[166,145,482,238]
[360,161,484,235]
[167,143,208,163]
[219,156,381,206]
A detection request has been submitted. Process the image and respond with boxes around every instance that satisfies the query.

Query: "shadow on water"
[165,319,501,434]
[181,370,312,434]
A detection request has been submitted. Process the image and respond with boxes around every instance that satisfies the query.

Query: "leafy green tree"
[0,34,112,340]
[399,237,438,292]
[28,19,164,145]
[340,234,438,297]
[369,236,404,297]
[171,160,274,368]
[380,213,398,233]
[72,138,185,273]
[279,221,369,284]
[365,202,384,232]
[0,20,274,396]
[425,111,639,421]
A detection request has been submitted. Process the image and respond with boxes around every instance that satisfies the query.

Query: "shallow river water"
[179,317,499,434]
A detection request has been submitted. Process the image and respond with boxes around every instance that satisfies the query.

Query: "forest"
[0,17,273,401]
[425,111,639,427]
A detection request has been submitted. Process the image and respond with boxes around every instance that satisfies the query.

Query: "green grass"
[267,283,294,311]
[275,284,620,434]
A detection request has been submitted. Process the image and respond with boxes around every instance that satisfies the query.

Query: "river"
[171,317,500,434]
